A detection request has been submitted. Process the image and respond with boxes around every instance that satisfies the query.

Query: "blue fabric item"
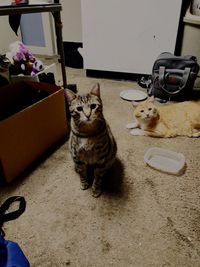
[0,235,30,267]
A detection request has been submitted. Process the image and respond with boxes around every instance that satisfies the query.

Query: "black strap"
[0,196,26,236]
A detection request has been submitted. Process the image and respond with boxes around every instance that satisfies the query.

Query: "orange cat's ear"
[148,96,154,103]
[132,101,139,107]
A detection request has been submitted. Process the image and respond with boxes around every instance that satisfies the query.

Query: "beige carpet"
[1,66,200,267]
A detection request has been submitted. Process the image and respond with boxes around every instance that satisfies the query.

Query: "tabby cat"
[65,83,117,197]
[127,96,200,137]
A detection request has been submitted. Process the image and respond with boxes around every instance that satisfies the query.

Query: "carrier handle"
[0,196,26,235]
[158,66,190,95]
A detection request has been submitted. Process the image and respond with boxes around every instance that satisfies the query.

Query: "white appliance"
[81,0,182,74]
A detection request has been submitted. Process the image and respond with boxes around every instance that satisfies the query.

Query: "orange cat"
[126,96,200,137]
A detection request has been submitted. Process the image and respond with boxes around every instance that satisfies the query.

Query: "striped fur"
[65,83,117,197]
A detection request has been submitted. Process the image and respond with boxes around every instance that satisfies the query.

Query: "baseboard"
[86,69,149,82]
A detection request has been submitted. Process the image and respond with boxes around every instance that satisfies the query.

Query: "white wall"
[60,0,82,42]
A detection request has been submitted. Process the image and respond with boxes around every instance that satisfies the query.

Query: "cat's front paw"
[130,128,144,136]
[191,130,200,137]
[92,187,102,198]
[80,180,90,190]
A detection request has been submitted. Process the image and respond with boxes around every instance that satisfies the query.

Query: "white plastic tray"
[144,147,186,175]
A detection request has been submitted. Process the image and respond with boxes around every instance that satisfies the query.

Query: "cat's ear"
[91,83,100,97]
[148,96,154,103]
[65,89,77,103]
[132,101,139,107]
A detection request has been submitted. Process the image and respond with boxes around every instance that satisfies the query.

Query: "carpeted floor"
[1,66,200,267]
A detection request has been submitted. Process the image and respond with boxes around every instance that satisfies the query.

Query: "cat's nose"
[85,113,91,121]
[84,109,91,119]
[85,113,91,119]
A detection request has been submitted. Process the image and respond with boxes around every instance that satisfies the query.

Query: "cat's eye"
[148,108,152,111]
[140,110,144,113]
[90,103,97,109]
[77,106,83,112]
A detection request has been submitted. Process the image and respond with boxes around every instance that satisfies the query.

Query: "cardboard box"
[0,81,69,183]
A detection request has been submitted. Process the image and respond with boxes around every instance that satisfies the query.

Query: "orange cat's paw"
[126,122,138,129]
[130,128,144,136]
[192,131,200,138]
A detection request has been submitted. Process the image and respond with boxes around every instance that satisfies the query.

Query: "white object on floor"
[144,147,186,175]
[120,89,147,101]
